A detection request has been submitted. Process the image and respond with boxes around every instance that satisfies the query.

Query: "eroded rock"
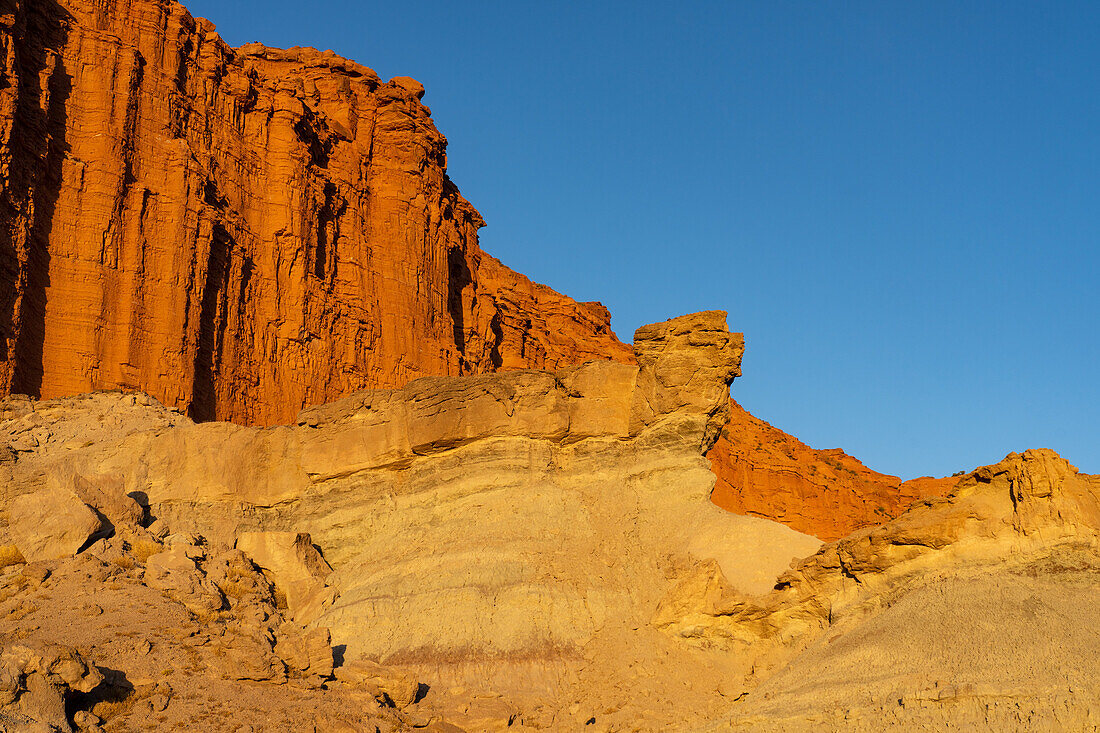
[144,545,225,616]
[8,488,101,562]
[655,449,1100,646]
[235,532,332,621]
[336,659,420,709]
[0,642,102,732]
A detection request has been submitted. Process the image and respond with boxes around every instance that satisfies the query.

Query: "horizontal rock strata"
[1,312,825,730]
[2,313,1097,730]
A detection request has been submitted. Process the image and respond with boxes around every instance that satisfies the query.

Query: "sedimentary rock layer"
[1,312,820,730]
[660,449,1100,730]
[3,313,1098,731]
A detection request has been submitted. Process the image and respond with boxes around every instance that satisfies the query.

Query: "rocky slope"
[663,449,1100,730]
[0,0,953,542]
[2,314,1097,731]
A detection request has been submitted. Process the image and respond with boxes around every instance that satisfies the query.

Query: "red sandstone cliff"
[0,0,630,426]
[0,0,949,539]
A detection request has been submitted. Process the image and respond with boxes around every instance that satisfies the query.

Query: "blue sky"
[184,1,1098,479]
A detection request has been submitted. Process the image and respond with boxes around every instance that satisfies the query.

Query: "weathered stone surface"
[1,312,786,730]
[666,449,1100,730]
[235,532,331,620]
[0,0,630,430]
[275,626,333,686]
[66,470,143,530]
[709,399,960,540]
[630,311,744,452]
[335,659,420,709]
[0,641,102,733]
[0,528,410,732]
[8,486,100,562]
[144,544,226,616]
[656,449,1100,645]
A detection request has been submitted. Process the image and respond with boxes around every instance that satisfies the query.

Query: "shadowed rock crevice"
[188,223,234,422]
[1,0,71,396]
[314,180,343,282]
[447,244,473,355]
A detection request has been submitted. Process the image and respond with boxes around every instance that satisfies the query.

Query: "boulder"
[144,545,225,616]
[630,311,744,452]
[336,659,420,709]
[275,626,334,686]
[8,488,101,562]
[67,471,143,529]
[205,630,286,683]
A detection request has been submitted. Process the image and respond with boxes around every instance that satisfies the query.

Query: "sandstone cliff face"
[709,400,959,541]
[0,0,629,427]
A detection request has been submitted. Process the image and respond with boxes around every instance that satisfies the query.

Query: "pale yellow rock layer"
[1,313,1098,730]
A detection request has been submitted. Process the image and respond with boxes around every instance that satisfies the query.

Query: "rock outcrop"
[235,531,333,623]
[0,312,824,730]
[0,641,102,732]
[2,314,1097,730]
[7,485,101,562]
[0,531,416,730]
[709,400,959,540]
[0,0,630,429]
[660,449,1100,729]
[660,448,1100,644]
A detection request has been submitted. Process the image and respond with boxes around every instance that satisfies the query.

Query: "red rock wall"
[0,0,949,539]
[0,0,630,426]
[709,399,957,540]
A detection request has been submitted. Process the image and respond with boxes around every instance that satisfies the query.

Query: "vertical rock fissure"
[315,180,343,283]
[188,222,233,421]
[9,2,71,397]
[447,244,472,358]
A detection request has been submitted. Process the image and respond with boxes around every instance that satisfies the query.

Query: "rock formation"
[0,3,1091,731]
[0,312,810,730]
[661,449,1100,730]
[0,0,630,428]
[0,641,102,731]
[2,312,1097,731]
[0,0,956,545]
[709,400,959,540]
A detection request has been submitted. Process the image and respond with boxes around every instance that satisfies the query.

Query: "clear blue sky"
[184,0,1098,479]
